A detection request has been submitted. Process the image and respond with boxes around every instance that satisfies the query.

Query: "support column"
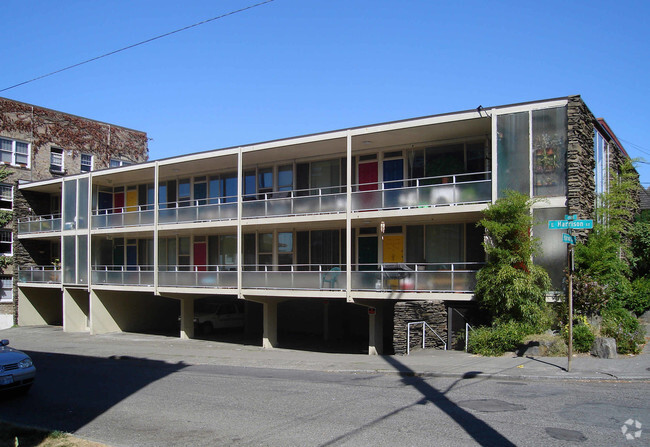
[368,305,384,355]
[179,298,195,340]
[90,289,120,335]
[263,300,278,349]
[323,300,330,342]
[63,288,89,332]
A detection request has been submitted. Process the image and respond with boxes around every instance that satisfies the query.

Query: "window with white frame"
[110,158,132,168]
[0,276,12,302]
[50,148,64,172]
[0,184,12,210]
[81,153,93,172]
[0,229,12,255]
[0,138,30,166]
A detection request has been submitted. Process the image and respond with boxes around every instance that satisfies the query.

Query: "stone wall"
[566,96,596,242]
[393,300,447,355]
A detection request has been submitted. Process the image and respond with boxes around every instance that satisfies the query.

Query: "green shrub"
[563,322,595,353]
[602,307,646,354]
[629,277,650,316]
[467,321,533,356]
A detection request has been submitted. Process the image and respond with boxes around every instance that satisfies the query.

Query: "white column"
[179,298,194,340]
[262,300,278,349]
[346,131,352,303]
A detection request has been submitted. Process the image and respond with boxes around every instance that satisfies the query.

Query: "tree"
[475,190,551,328]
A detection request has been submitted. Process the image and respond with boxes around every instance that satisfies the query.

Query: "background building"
[0,97,148,328]
[13,95,637,354]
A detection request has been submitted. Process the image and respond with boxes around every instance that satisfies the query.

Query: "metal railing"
[465,322,474,352]
[242,264,345,290]
[17,214,62,234]
[92,206,154,229]
[407,321,447,355]
[91,265,154,286]
[17,266,61,283]
[351,171,491,212]
[158,198,238,225]
[242,187,346,218]
[351,262,483,293]
[158,265,237,288]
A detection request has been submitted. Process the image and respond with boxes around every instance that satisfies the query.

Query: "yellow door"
[126,189,138,212]
[382,235,404,263]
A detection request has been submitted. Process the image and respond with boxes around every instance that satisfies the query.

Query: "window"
[0,184,12,210]
[0,276,12,302]
[0,138,30,166]
[50,148,64,172]
[0,229,12,255]
[110,158,132,168]
[81,153,93,172]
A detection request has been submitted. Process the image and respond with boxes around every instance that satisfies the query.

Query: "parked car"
[179,301,245,335]
[0,339,35,394]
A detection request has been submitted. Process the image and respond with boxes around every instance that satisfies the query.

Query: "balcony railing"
[17,214,61,234]
[92,206,154,229]
[242,188,346,219]
[91,265,154,286]
[18,266,61,283]
[20,262,483,293]
[350,263,483,293]
[242,264,346,290]
[158,265,237,288]
[351,172,491,212]
[158,198,237,225]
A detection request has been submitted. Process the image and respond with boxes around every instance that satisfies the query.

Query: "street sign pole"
[567,242,573,373]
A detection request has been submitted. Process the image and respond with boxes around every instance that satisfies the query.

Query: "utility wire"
[0,0,274,93]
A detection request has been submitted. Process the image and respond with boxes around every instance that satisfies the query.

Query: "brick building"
[0,97,148,328]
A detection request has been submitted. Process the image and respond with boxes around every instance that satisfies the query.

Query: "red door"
[358,161,378,191]
[194,242,207,272]
[114,192,125,213]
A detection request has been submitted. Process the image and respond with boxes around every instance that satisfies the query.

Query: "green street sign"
[562,233,576,244]
[548,219,593,230]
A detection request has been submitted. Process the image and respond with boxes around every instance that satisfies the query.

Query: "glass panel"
[533,107,567,197]
[178,179,190,206]
[244,170,256,200]
[77,177,89,229]
[15,142,28,164]
[219,235,236,265]
[406,226,424,263]
[209,176,220,203]
[194,180,207,205]
[64,236,75,283]
[278,165,293,192]
[222,173,237,203]
[533,207,567,290]
[312,159,340,194]
[77,235,88,284]
[63,179,77,230]
[425,224,463,263]
[383,158,403,189]
[497,112,530,197]
[158,183,167,208]
[258,233,273,253]
[258,168,273,195]
[278,232,293,252]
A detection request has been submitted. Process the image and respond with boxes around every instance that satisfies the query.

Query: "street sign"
[562,233,576,244]
[548,219,593,230]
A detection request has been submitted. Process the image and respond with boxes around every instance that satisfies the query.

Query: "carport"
[18,285,63,327]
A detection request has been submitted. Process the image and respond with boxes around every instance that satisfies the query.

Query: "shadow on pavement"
[321,356,516,447]
[0,350,187,434]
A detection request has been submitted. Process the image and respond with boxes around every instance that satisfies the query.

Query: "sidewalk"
[1,326,648,382]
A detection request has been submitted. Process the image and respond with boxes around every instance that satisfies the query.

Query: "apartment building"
[0,97,148,328]
[14,95,632,354]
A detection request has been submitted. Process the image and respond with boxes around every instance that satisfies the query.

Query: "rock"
[590,337,617,359]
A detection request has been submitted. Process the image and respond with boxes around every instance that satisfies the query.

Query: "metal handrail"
[407,321,447,354]
[465,322,474,352]
[17,213,61,223]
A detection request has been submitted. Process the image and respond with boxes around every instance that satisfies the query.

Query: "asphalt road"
[1,349,649,447]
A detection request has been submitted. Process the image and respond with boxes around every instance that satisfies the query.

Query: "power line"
[0,0,275,93]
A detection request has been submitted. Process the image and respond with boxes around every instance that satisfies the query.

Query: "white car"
[0,339,35,394]
[194,301,245,335]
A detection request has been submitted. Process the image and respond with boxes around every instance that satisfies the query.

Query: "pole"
[566,244,573,372]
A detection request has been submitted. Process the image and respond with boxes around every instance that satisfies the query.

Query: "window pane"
[278,232,293,253]
[258,233,273,253]
[15,142,28,164]
[533,107,567,197]
[497,112,530,197]
[278,165,293,191]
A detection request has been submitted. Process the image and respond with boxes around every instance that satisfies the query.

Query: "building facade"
[14,96,634,354]
[0,97,148,328]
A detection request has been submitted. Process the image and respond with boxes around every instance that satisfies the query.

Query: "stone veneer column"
[393,301,447,355]
[566,96,596,241]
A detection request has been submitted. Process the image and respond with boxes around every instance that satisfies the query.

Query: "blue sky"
[2,1,650,184]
